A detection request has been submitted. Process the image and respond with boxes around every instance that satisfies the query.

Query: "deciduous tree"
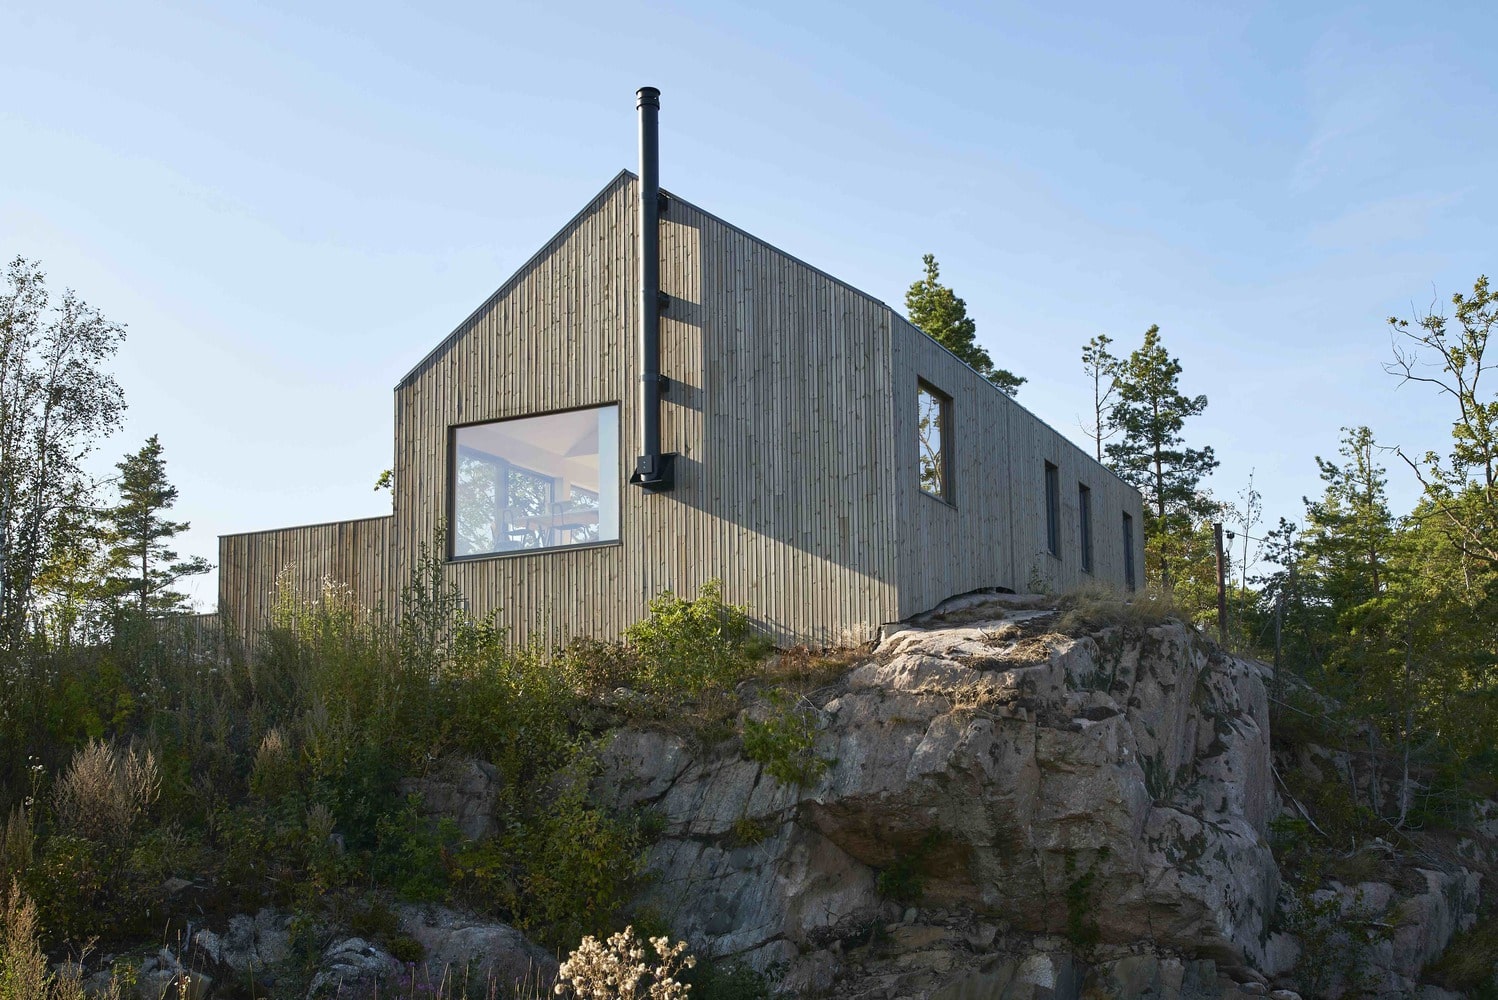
[1386,275,1498,570]
[0,257,126,643]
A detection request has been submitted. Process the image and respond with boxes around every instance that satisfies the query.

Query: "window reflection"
[452,405,620,556]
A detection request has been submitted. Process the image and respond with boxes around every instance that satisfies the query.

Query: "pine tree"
[1301,426,1394,611]
[1081,334,1122,461]
[1105,325,1218,587]
[100,435,209,615]
[905,254,1025,397]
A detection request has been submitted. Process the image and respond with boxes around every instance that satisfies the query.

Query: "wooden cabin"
[218,91,1145,648]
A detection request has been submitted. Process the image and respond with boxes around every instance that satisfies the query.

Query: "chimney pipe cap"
[636,86,661,109]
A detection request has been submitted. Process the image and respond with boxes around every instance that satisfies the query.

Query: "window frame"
[445,401,624,563]
[1078,482,1093,573]
[1044,461,1061,558]
[916,379,955,506]
[1122,511,1136,591]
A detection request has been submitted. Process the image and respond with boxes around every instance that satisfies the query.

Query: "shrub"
[686,960,773,1000]
[1428,914,1498,995]
[503,769,643,948]
[740,694,829,787]
[555,926,696,1000]
[0,810,32,886]
[52,739,160,844]
[624,581,767,697]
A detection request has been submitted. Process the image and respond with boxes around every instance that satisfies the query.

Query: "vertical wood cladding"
[217,515,395,645]
[219,171,1144,648]
[889,315,1146,616]
[393,174,900,647]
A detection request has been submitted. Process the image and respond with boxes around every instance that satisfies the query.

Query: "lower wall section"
[218,515,397,648]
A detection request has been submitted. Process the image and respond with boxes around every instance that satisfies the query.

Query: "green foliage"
[740,693,829,786]
[1062,847,1109,951]
[875,831,942,904]
[905,254,1024,396]
[1387,274,1498,572]
[686,959,774,1000]
[1428,915,1498,996]
[728,815,772,847]
[1104,324,1218,588]
[97,435,210,616]
[498,767,644,949]
[1277,857,1393,998]
[623,580,768,698]
[0,257,127,645]
[1080,334,1122,462]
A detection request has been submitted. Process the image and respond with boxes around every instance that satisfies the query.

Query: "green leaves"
[1104,324,1218,587]
[905,254,1025,397]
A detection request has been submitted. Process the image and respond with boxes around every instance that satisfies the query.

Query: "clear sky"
[3,0,1495,607]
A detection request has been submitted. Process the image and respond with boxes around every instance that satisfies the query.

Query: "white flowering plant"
[555,926,696,1000]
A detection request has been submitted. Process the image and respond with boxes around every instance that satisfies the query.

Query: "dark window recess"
[1078,483,1093,573]
[1122,512,1136,591]
[1044,461,1061,557]
[918,381,953,502]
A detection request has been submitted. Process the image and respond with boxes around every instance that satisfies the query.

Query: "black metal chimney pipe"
[630,86,676,492]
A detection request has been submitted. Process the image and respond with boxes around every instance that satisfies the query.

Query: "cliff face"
[599,593,1286,997]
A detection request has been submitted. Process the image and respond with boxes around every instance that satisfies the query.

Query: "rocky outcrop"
[599,594,1282,996]
[399,757,503,841]
[397,904,559,994]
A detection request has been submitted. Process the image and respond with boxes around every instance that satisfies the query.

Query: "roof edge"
[395,169,634,390]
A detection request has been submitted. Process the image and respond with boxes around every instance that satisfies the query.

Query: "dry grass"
[757,644,866,694]
[0,809,32,885]
[52,740,160,845]
[1055,583,1180,636]
[0,881,120,1000]
[1427,914,1498,993]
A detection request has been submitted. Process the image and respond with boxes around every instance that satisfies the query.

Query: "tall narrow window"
[1044,461,1060,557]
[451,404,620,557]
[1078,483,1093,573]
[1122,512,1136,590]
[917,381,952,502]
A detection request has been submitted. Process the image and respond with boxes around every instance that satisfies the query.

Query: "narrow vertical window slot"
[1044,461,1060,557]
[1078,483,1093,573]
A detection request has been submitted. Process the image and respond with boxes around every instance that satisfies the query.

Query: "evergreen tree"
[1081,334,1122,461]
[1105,324,1218,587]
[1301,426,1394,612]
[100,435,209,614]
[905,254,1025,397]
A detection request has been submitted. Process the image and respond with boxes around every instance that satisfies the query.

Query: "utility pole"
[1213,521,1227,645]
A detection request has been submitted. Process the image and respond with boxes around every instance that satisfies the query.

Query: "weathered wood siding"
[890,317,1146,615]
[393,174,901,646]
[218,171,1145,647]
[217,515,396,645]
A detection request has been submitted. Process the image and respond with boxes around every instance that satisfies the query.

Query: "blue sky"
[3,0,1495,606]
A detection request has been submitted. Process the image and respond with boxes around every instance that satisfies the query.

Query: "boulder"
[398,757,502,841]
[397,904,558,993]
[306,938,400,999]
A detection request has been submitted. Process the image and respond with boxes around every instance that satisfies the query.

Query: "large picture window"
[451,405,620,557]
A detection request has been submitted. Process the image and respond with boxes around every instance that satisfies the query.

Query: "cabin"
[218,89,1145,648]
